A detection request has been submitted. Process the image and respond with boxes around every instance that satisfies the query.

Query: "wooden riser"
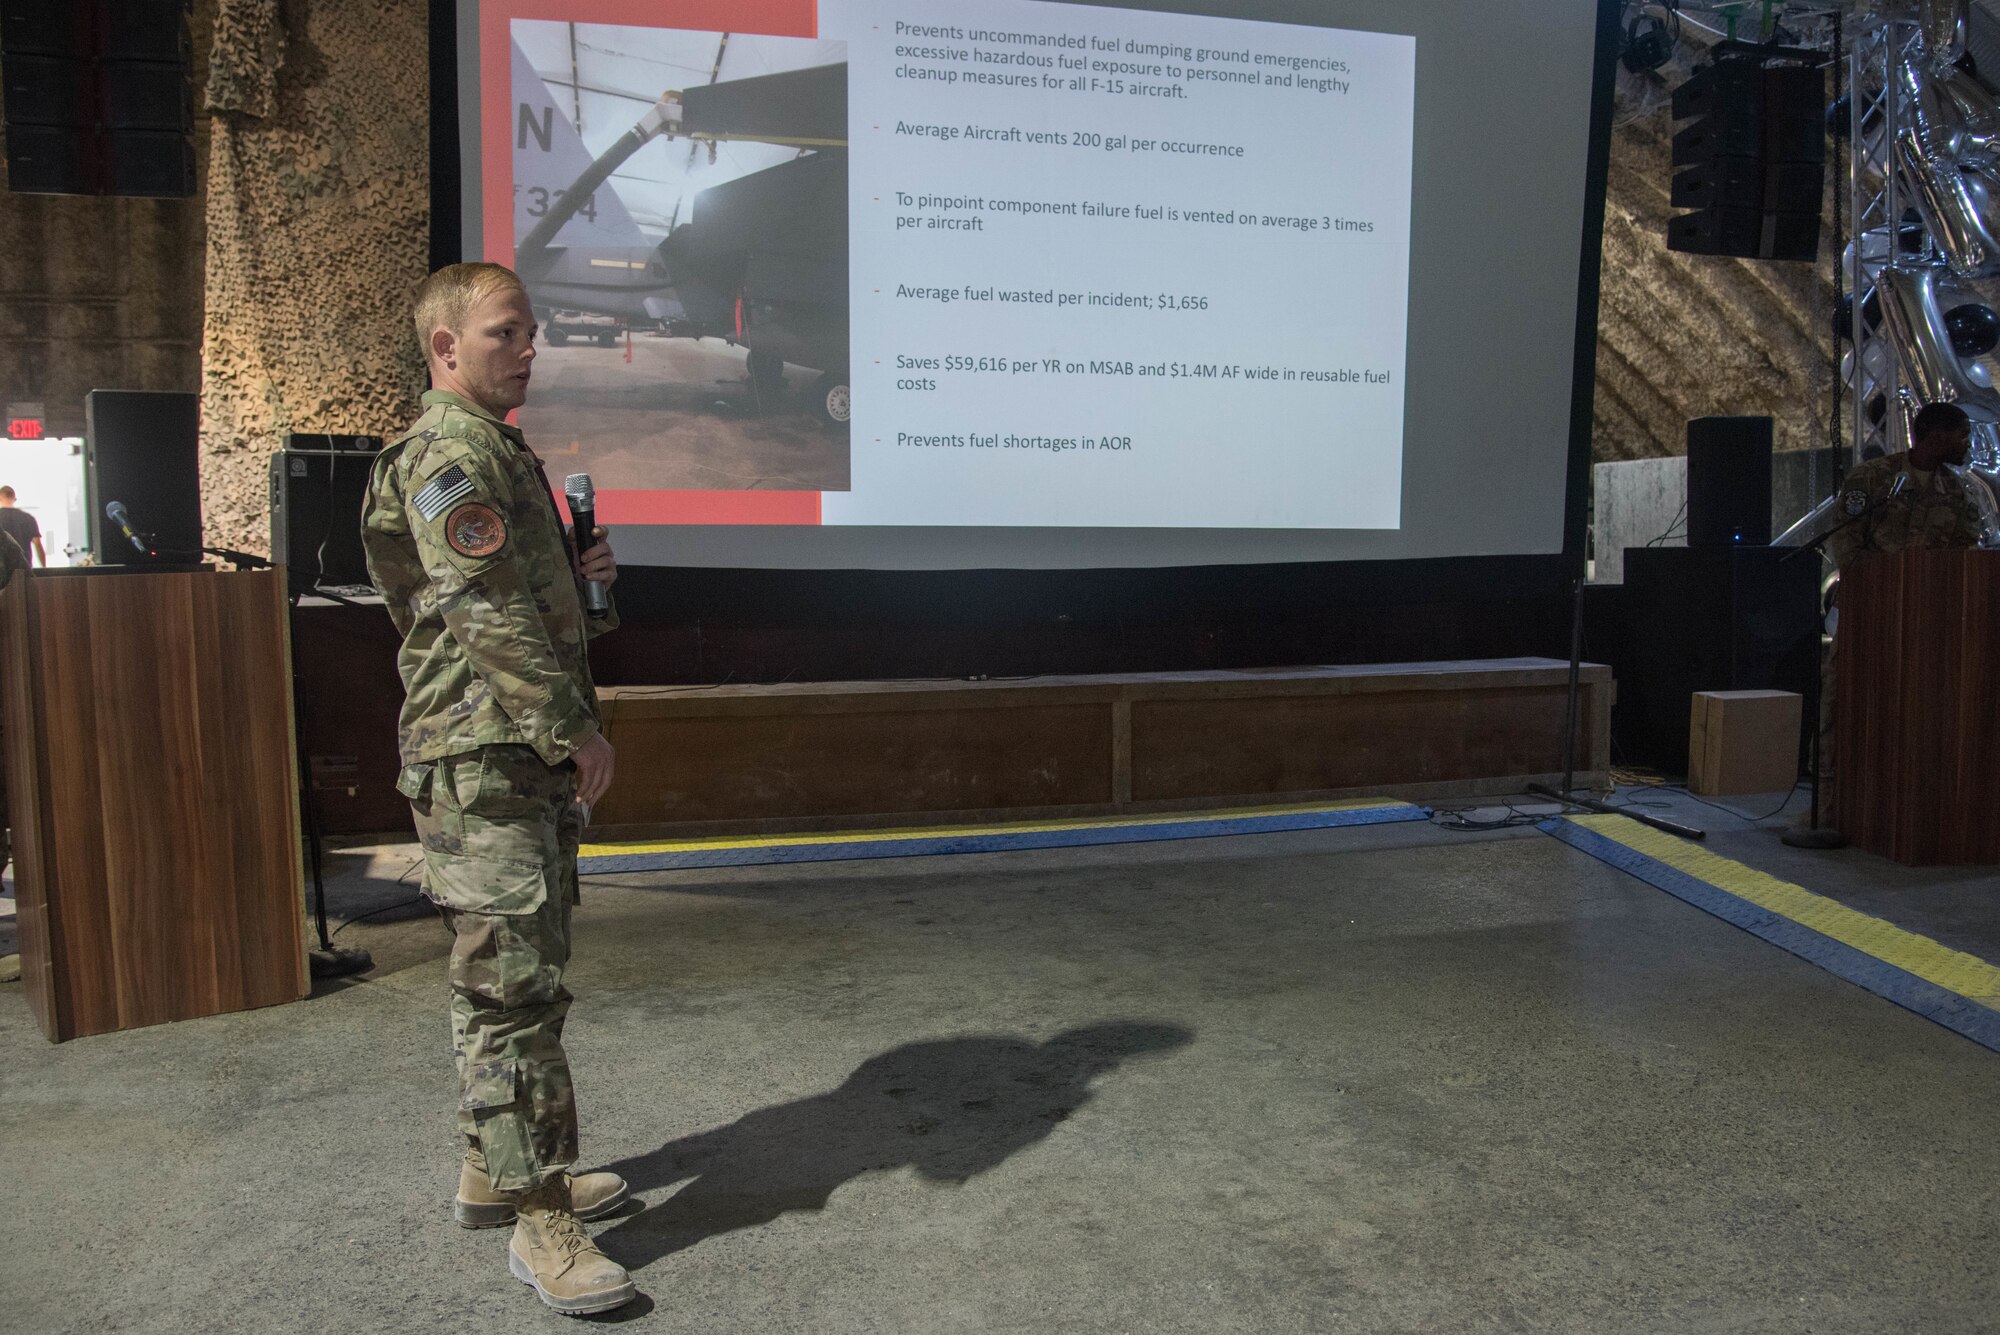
[592,658,1612,839]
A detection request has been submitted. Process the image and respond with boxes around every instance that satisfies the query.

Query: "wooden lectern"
[0,568,308,1041]
[1834,549,2000,865]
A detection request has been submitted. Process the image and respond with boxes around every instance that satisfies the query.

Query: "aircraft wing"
[680,63,847,148]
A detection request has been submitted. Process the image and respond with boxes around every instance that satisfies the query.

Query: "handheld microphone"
[104,501,150,555]
[563,473,611,618]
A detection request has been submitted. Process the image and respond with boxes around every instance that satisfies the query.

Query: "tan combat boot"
[507,1177,638,1316]
[456,1142,631,1228]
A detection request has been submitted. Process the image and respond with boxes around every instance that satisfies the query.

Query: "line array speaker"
[1669,43,1826,262]
[1,0,195,197]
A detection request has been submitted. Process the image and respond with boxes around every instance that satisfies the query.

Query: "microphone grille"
[563,472,593,500]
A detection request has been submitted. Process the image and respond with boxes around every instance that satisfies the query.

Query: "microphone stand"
[1778,526,1849,850]
[1529,576,1706,840]
[287,586,373,980]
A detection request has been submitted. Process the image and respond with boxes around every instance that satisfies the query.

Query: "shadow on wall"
[596,1021,1195,1273]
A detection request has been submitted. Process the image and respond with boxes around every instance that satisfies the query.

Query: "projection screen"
[453,0,1605,569]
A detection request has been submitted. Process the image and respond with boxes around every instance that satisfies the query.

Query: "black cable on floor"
[1597,781,1803,825]
[1429,797,1571,832]
[330,896,436,939]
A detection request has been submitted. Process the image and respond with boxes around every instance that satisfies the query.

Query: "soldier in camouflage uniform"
[362,262,637,1317]
[1827,403,1986,570]
[1818,402,1987,822]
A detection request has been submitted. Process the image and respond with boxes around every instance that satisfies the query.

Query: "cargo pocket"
[460,1057,524,1115]
[403,756,476,856]
[436,749,560,869]
[424,850,551,916]
[461,1058,538,1189]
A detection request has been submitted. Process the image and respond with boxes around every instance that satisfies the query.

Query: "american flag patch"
[412,465,475,521]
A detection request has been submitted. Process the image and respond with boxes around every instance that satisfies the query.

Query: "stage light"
[1945,302,2000,356]
[1833,288,1882,342]
[1622,9,1674,75]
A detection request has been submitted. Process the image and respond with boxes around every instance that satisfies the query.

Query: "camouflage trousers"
[401,744,585,1192]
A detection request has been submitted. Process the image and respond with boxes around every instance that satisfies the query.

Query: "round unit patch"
[445,502,508,557]
[1841,489,1870,517]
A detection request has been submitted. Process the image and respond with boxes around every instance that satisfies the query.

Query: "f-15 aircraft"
[510,39,849,426]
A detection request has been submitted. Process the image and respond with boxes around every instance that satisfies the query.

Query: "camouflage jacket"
[1827,453,1985,570]
[362,390,616,766]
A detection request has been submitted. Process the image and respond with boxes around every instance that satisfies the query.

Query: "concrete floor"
[4,812,1999,1332]
[1612,784,2000,965]
[517,336,848,493]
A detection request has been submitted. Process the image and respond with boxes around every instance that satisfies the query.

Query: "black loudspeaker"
[1669,45,1825,261]
[271,450,375,597]
[84,389,201,564]
[283,432,384,454]
[1615,546,1820,777]
[1686,415,1773,547]
[1,0,195,197]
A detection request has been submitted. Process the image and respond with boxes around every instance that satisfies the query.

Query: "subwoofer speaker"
[84,388,201,564]
[1686,415,1773,548]
[1616,546,1820,777]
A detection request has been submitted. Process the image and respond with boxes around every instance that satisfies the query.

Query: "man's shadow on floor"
[595,1021,1193,1273]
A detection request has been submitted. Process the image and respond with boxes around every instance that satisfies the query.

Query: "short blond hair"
[413,262,527,358]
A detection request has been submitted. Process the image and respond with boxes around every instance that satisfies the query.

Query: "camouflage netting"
[1594,60,1839,462]
[199,0,429,557]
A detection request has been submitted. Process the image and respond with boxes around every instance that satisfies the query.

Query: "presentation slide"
[457,0,1602,567]
[844,1,1412,531]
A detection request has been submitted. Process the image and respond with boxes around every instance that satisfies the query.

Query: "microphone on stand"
[563,473,611,618]
[104,501,151,556]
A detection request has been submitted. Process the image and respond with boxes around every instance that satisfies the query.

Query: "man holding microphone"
[362,261,636,1316]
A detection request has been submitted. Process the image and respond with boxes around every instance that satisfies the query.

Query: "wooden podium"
[1834,549,2000,865]
[0,568,308,1041]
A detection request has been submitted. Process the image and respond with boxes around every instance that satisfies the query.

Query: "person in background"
[1818,401,1987,823]
[1827,402,1984,569]
[0,487,47,567]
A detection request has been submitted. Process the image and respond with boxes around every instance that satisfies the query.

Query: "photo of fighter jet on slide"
[508,24,848,492]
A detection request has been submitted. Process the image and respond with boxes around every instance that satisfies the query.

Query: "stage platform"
[592,658,1611,838]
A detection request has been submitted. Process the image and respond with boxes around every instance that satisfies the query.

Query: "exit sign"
[5,402,44,440]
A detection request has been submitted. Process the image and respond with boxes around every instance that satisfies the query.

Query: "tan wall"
[200,0,429,555]
[3,27,1833,555]
[1594,66,1837,463]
